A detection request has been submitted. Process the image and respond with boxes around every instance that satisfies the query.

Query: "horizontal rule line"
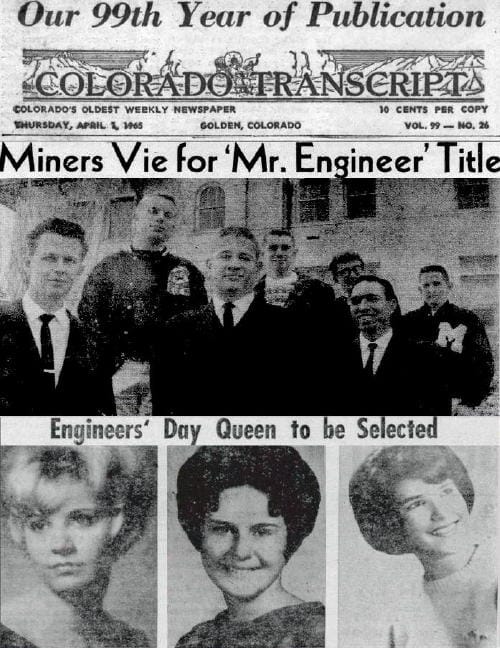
[3,135,499,140]
[22,98,485,103]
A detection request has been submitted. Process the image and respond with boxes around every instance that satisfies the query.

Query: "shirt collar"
[22,292,68,324]
[212,292,255,319]
[424,300,450,316]
[359,327,393,354]
[130,245,167,259]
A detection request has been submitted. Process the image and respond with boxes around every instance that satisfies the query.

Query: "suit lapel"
[206,302,223,330]
[351,340,364,374]
[375,336,400,380]
[235,297,262,329]
[57,313,83,391]
[10,301,44,371]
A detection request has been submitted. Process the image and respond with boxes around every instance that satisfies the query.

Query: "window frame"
[195,183,226,231]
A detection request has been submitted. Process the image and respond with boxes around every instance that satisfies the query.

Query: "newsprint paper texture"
[0,0,499,647]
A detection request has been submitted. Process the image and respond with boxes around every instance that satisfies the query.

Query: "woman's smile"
[201,485,288,602]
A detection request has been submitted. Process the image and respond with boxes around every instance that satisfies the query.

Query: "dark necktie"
[39,313,56,390]
[223,302,235,329]
[364,342,378,377]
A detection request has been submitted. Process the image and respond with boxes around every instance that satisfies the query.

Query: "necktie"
[40,314,56,390]
[364,342,378,377]
[223,302,235,329]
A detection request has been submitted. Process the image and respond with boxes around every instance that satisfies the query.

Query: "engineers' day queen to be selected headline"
[48,416,439,446]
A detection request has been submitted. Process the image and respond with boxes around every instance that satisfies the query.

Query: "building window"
[344,180,376,219]
[298,180,329,222]
[108,195,135,240]
[454,179,489,209]
[197,184,225,230]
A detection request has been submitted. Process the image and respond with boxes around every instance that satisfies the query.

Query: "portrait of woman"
[342,446,497,648]
[169,446,325,648]
[0,446,156,648]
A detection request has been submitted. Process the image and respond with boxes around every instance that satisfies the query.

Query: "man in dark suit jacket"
[336,275,451,415]
[151,226,301,415]
[328,251,365,342]
[402,265,494,408]
[0,218,114,415]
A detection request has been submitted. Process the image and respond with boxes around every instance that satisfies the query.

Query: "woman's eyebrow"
[398,494,424,505]
[205,518,281,526]
[398,480,455,505]
[251,522,282,529]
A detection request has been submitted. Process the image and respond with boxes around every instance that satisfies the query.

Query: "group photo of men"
[0,178,497,416]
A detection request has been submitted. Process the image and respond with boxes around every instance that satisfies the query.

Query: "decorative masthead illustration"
[23,49,485,100]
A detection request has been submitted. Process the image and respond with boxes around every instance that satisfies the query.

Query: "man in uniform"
[78,187,207,414]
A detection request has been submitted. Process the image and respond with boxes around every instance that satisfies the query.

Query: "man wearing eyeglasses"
[255,229,336,338]
[327,251,366,342]
[329,251,365,299]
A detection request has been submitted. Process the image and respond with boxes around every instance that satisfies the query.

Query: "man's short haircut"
[177,446,321,561]
[1,446,156,556]
[130,180,176,205]
[328,251,364,278]
[216,226,261,258]
[419,264,450,283]
[263,229,296,246]
[351,274,397,302]
[349,446,474,555]
[27,218,88,257]
[137,192,176,206]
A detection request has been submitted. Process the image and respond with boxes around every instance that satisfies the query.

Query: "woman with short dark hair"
[349,446,497,648]
[175,446,324,648]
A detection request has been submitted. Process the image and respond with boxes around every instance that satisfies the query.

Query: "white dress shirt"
[22,292,70,386]
[359,328,393,374]
[212,292,255,326]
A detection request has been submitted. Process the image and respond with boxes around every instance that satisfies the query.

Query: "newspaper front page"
[0,1,498,647]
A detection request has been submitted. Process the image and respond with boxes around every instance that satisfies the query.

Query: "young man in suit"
[151,226,301,415]
[341,275,451,414]
[0,218,114,414]
[402,265,494,409]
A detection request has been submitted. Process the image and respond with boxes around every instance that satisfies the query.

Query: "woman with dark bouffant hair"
[175,446,324,648]
[0,446,156,648]
[349,446,497,648]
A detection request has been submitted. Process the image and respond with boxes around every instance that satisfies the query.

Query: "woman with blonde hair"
[0,446,155,648]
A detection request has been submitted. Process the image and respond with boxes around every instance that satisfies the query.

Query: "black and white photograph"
[167,446,325,648]
[0,178,497,416]
[339,445,497,648]
[0,446,157,648]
